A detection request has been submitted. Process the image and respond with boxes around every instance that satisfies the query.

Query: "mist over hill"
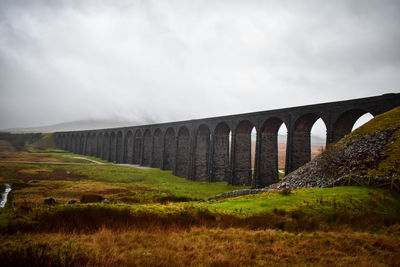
[0,119,145,133]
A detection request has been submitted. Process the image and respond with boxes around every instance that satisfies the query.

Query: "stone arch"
[79,133,85,154]
[90,133,96,156]
[163,127,176,171]
[213,122,231,182]
[85,133,91,156]
[60,134,66,150]
[194,124,211,181]
[97,132,103,158]
[290,113,327,172]
[124,130,134,163]
[74,134,79,154]
[233,120,255,185]
[110,131,117,162]
[142,129,152,166]
[103,132,110,161]
[133,129,142,164]
[71,134,76,153]
[65,135,70,150]
[116,131,124,163]
[175,126,190,178]
[152,128,163,168]
[258,117,287,187]
[332,109,372,143]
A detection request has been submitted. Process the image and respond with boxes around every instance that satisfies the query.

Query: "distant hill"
[1,119,145,133]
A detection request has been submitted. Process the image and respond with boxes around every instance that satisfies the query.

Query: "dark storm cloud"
[0,0,399,134]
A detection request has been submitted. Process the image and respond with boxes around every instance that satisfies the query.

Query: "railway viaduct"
[54,93,400,188]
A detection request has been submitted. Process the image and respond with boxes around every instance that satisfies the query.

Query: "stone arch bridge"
[55,94,400,188]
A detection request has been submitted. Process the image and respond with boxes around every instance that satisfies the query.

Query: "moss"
[339,107,400,144]
[375,130,400,177]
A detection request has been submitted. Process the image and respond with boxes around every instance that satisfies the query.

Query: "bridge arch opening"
[76,134,81,153]
[258,117,287,187]
[116,131,124,163]
[352,112,374,131]
[194,124,211,181]
[110,132,116,162]
[213,122,231,182]
[278,123,288,178]
[91,133,97,156]
[332,109,373,143]
[310,118,326,159]
[124,130,134,163]
[290,114,327,173]
[152,129,163,168]
[70,134,75,152]
[85,133,92,156]
[79,134,85,154]
[233,120,255,186]
[97,133,103,158]
[74,134,78,153]
[85,133,91,156]
[102,132,110,161]
[163,128,176,171]
[142,129,152,166]
[251,127,257,178]
[175,126,190,178]
[133,130,142,164]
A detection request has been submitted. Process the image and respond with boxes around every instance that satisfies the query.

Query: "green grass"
[0,154,247,205]
[54,164,247,200]
[336,106,400,178]
[340,106,400,143]
[204,186,400,216]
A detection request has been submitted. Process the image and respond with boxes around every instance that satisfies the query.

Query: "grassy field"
[1,151,400,266]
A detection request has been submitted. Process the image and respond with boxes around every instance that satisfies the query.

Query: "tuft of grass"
[80,194,104,203]
[280,188,291,195]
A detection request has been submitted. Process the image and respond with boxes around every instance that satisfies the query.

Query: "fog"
[1,0,399,137]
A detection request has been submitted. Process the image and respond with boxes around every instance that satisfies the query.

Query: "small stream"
[0,184,11,208]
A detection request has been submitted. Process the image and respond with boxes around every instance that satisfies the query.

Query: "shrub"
[80,194,104,203]
[280,188,292,195]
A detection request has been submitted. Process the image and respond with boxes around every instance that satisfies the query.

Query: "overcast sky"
[1,0,399,134]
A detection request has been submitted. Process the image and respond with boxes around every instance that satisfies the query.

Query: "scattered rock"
[101,199,110,204]
[213,127,400,200]
[68,199,77,204]
[44,198,56,205]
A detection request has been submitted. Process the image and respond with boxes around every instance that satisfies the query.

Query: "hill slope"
[269,107,400,191]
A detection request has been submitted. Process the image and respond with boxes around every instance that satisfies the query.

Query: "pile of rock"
[269,128,398,191]
[214,127,399,199]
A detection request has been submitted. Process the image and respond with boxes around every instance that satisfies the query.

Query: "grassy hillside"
[340,106,400,178]
[1,136,400,265]
[263,107,400,192]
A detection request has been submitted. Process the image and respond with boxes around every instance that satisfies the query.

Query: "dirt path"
[116,163,151,169]
[70,156,104,165]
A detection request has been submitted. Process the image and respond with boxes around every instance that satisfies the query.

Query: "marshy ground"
[0,151,399,266]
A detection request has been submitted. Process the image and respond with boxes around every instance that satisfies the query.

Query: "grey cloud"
[0,0,399,135]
